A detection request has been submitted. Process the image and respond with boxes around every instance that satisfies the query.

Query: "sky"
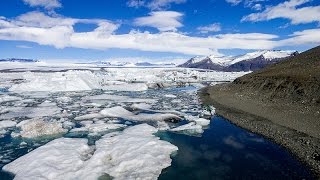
[0,0,319,62]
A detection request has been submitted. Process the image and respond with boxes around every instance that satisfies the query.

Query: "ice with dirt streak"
[3,124,178,180]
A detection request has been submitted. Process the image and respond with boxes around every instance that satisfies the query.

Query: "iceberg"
[3,124,178,180]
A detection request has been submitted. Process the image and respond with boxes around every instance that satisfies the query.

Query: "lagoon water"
[0,76,314,179]
[159,116,313,180]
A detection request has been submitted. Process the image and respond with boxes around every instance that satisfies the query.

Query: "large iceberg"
[3,124,178,180]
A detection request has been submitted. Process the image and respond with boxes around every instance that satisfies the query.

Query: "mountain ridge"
[179,50,298,72]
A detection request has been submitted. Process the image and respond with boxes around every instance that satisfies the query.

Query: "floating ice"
[9,71,101,92]
[164,94,177,98]
[0,95,22,103]
[84,94,157,103]
[100,106,182,122]
[0,120,17,129]
[185,115,211,126]
[102,83,148,92]
[75,113,103,121]
[171,122,204,134]
[3,124,178,180]
[0,101,61,119]
[15,119,67,138]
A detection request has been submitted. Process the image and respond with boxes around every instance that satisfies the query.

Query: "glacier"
[0,64,248,179]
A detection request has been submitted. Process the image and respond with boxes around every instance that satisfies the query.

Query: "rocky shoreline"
[199,84,320,178]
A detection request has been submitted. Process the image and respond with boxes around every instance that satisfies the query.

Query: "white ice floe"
[185,115,211,126]
[0,101,61,119]
[131,103,183,116]
[0,120,17,129]
[83,94,157,103]
[171,122,204,134]
[102,83,148,92]
[131,103,153,110]
[3,124,178,180]
[15,119,67,138]
[74,113,104,121]
[100,106,182,122]
[56,96,73,103]
[3,67,248,93]
[86,123,126,133]
[164,94,177,98]
[0,95,22,103]
[9,71,101,92]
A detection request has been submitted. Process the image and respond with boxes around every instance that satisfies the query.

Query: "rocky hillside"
[179,50,298,72]
[200,46,320,176]
[233,46,320,105]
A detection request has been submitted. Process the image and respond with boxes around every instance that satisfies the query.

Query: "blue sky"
[0,0,319,62]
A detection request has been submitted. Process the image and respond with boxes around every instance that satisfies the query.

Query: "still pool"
[158,116,314,180]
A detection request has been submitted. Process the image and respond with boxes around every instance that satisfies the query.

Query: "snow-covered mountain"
[179,50,298,72]
[0,58,39,63]
[87,61,177,67]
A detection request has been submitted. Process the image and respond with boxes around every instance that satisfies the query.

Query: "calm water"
[158,116,314,180]
[0,86,314,179]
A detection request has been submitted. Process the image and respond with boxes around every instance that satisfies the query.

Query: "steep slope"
[234,46,320,105]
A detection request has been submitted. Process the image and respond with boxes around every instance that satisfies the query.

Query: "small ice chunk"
[102,83,148,92]
[157,121,170,130]
[86,123,126,133]
[131,103,152,110]
[84,94,157,103]
[70,127,88,133]
[100,106,134,118]
[56,96,72,103]
[75,113,104,121]
[185,115,210,126]
[16,119,67,138]
[100,106,181,122]
[171,122,204,134]
[62,121,75,129]
[0,95,22,103]
[194,118,210,126]
[0,120,17,129]
[164,94,177,98]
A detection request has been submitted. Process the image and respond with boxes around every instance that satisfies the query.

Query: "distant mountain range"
[85,61,176,67]
[0,58,39,63]
[179,50,299,72]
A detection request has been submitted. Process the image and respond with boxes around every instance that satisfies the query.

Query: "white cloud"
[226,0,267,10]
[127,0,186,10]
[251,3,262,10]
[242,0,320,24]
[22,0,61,9]
[147,0,186,10]
[14,11,76,28]
[279,28,320,46]
[127,0,146,8]
[226,0,242,6]
[0,11,320,56]
[16,45,32,49]
[133,11,183,31]
[197,23,221,33]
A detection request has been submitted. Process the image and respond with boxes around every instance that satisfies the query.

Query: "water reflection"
[158,116,313,180]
